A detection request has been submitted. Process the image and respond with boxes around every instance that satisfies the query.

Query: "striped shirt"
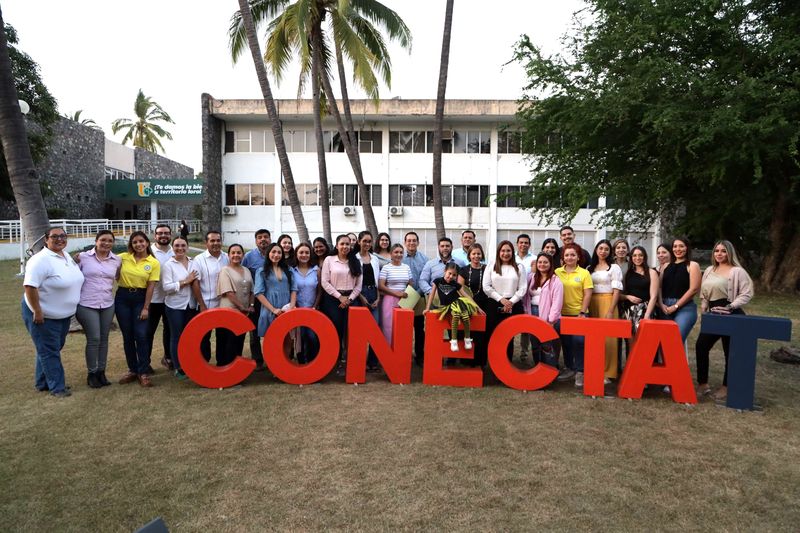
[379,263,413,291]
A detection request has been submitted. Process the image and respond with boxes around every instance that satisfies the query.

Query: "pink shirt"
[321,256,362,300]
[77,249,121,309]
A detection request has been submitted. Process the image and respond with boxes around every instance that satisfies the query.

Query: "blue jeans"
[21,301,71,393]
[356,285,380,368]
[555,317,584,372]
[298,326,320,364]
[115,289,151,374]
[164,306,196,371]
[662,297,697,343]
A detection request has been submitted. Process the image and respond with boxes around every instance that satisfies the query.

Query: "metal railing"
[0,219,203,245]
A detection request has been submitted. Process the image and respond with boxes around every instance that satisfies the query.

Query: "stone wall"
[201,93,222,233]
[134,147,193,181]
[0,118,105,219]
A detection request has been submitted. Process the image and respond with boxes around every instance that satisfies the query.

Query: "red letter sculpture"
[346,307,414,384]
[422,312,485,388]
[560,317,631,397]
[264,309,339,385]
[179,308,256,388]
[617,320,697,403]
[487,315,559,391]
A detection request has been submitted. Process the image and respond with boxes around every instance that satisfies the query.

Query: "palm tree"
[229,0,412,240]
[432,0,454,240]
[0,6,49,250]
[236,0,309,243]
[64,110,102,131]
[111,89,174,153]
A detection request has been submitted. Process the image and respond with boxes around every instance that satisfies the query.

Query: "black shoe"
[97,371,111,387]
[87,372,103,389]
[50,389,72,398]
[143,365,155,376]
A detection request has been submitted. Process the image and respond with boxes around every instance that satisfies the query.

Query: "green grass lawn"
[1,259,798,531]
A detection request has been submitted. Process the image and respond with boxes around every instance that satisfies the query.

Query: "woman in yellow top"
[554,243,593,388]
[116,231,161,387]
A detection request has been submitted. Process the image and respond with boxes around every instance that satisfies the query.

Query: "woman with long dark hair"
[353,231,382,372]
[292,242,320,364]
[588,239,623,381]
[321,235,363,373]
[695,240,753,400]
[312,237,330,267]
[374,232,393,267]
[482,240,526,362]
[525,252,563,366]
[621,246,659,365]
[458,244,491,367]
[541,238,561,268]
[277,234,296,267]
[254,243,297,359]
[75,229,120,388]
[655,243,672,274]
[659,237,701,346]
[116,231,161,387]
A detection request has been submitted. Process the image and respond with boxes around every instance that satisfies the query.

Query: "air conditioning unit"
[442,130,454,140]
[389,206,404,217]
[222,206,237,216]
[342,206,356,216]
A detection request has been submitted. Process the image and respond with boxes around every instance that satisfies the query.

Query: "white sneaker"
[575,372,584,388]
[450,339,459,352]
[603,377,612,385]
[464,338,473,350]
[663,385,671,394]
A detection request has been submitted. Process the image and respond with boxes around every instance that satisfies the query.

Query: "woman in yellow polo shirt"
[554,243,593,388]
[116,231,161,387]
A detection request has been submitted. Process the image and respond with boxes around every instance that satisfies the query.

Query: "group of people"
[22,224,752,400]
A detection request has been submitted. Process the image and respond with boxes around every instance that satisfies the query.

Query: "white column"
[150,199,158,229]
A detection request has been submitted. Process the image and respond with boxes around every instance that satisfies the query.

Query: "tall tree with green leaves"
[111,89,174,153]
[431,0,454,240]
[512,0,800,292]
[229,0,412,240]
[0,13,52,248]
[235,0,309,243]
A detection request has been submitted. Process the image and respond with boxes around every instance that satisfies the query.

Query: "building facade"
[203,96,655,257]
[0,117,196,221]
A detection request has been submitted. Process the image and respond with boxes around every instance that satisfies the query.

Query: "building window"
[225,183,275,206]
[358,131,383,153]
[498,131,522,154]
[497,185,523,208]
[388,184,488,207]
[327,184,382,206]
[389,131,413,153]
[454,130,490,154]
[235,130,250,153]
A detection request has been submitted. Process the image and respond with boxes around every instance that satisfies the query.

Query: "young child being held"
[424,263,483,352]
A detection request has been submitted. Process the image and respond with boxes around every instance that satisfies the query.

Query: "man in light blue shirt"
[241,228,271,369]
[402,231,428,366]
[450,229,475,268]
[419,237,456,296]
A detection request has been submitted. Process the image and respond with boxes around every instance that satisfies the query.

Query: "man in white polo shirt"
[148,223,175,371]
[191,230,229,363]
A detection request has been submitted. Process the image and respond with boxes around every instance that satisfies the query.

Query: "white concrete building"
[204,97,655,257]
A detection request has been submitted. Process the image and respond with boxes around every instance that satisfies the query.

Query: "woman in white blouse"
[587,239,624,381]
[482,240,527,362]
[161,236,199,379]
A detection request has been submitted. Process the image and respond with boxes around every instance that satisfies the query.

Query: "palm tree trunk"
[0,6,50,250]
[237,0,309,243]
[311,23,332,245]
[316,37,379,239]
[335,40,358,148]
[431,0,454,240]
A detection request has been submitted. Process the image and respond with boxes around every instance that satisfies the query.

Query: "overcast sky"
[4,0,586,172]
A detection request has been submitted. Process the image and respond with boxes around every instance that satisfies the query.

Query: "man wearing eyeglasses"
[148,224,175,371]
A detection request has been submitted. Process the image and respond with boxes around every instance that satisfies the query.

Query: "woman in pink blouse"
[75,230,121,388]
[321,235,363,373]
[525,252,563,366]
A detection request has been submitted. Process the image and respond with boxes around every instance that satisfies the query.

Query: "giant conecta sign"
[177,308,791,409]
